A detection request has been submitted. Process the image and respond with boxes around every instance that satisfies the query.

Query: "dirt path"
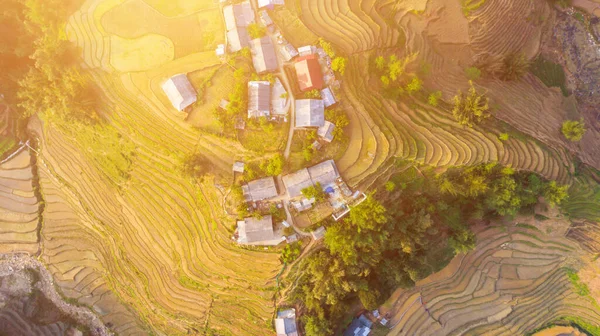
[0,253,111,336]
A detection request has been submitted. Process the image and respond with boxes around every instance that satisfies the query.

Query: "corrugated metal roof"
[282,168,313,198]
[248,81,271,118]
[321,87,336,107]
[308,159,339,186]
[250,36,278,74]
[244,177,278,201]
[317,121,335,142]
[227,27,250,52]
[237,215,280,245]
[294,54,324,91]
[161,74,197,111]
[295,99,324,127]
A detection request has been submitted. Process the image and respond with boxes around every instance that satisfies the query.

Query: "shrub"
[281,243,301,263]
[331,57,347,75]
[465,66,481,80]
[561,119,586,141]
[405,76,423,94]
[500,53,530,81]
[301,182,326,201]
[304,89,321,99]
[247,23,266,39]
[498,133,510,141]
[317,38,335,57]
[452,81,490,127]
[428,91,442,106]
[385,181,396,192]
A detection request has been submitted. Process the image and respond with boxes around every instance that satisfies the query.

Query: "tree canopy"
[452,80,490,127]
[561,119,586,142]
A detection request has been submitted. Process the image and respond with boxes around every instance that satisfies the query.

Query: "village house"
[232,161,245,173]
[275,309,299,336]
[272,78,289,117]
[223,1,255,52]
[242,176,278,202]
[247,81,271,118]
[249,36,278,74]
[298,45,317,57]
[161,74,197,111]
[295,99,324,128]
[320,87,337,107]
[294,54,324,91]
[236,215,283,246]
[282,159,339,198]
[317,121,335,142]
[344,315,372,336]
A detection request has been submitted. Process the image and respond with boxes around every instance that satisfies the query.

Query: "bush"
[247,23,266,39]
[465,67,481,80]
[561,119,586,141]
[498,133,509,141]
[452,81,490,127]
[428,91,442,107]
[500,53,530,81]
[301,182,326,201]
[281,243,301,263]
[331,57,347,75]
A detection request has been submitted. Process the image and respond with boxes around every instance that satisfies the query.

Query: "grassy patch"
[0,136,17,158]
[565,268,591,296]
[530,56,568,96]
[516,223,541,232]
[462,0,486,16]
[534,214,550,221]
[238,120,288,153]
[270,4,318,47]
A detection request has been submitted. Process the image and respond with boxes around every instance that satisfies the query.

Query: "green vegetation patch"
[530,56,568,96]
[565,268,591,296]
[462,0,486,16]
[0,136,17,158]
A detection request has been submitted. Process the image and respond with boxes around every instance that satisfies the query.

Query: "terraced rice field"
[0,150,40,255]
[26,0,282,334]
[382,225,600,335]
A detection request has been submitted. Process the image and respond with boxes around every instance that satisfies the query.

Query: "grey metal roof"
[321,87,337,107]
[317,121,335,142]
[272,78,289,116]
[282,168,313,198]
[237,215,280,245]
[224,1,254,28]
[161,74,197,111]
[250,36,278,74]
[248,81,271,118]
[275,309,298,336]
[233,161,245,173]
[227,27,250,52]
[244,177,278,201]
[295,99,324,127]
[308,159,339,187]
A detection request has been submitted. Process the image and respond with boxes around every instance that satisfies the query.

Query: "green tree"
[452,80,490,127]
[304,89,321,99]
[500,53,530,81]
[247,23,266,39]
[380,75,390,87]
[332,57,347,75]
[261,154,284,176]
[301,183,326,201]
[498,133,510,141]
[303,316,333,336]
[428,91,442,107]
[318,38,335,58]
[448,229,476,254]
[281,243,301,263]
[375,55,385,71]
[405,76,423,94]
[358,288,380,310]
[385,181,396,192]
[561,119,586,142]
[465,66,481,80]
[544,181,568,207]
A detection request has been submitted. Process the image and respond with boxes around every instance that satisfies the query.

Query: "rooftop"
[317,121,335,142]
[272,78,289,116]
[295,99,324,128]
[282,159,339,198]
[161,74,197,111]
[237,215,282,245]
[227,27,250,52]
[250,36,278,74]
[294,54,324,91]
[275,309,298,336]
[243,176,278,201]
[248,81,271,118]
[321,87,337,107]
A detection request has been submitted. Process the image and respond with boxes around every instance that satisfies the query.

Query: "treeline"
[0,0,97,123]
[290,162,568,335]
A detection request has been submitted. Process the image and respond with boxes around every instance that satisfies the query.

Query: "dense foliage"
[291,162,568,335]
[561,119,586,142]
[452,80,490,127]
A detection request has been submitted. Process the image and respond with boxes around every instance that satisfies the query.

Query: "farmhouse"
[161,74,197,111]
[295,99,324,128]
[249,36,278,74]
[223,1,255,52]
[272,78,289,116]
[294,54,324,91]
[317,121,335,142]
[236,215,283,245]
[242,176,278,202]
[344,315,373,336]
[282,159,339,198]
[233,161,245,173]
[321,87,337,107]
[298,45,317,56]
[275,309,299,336]
[248,81,271,118]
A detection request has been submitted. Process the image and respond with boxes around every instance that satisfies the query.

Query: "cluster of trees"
[1,0,98,123]
[561,119,586,142]
[219,67,250,130]
[291,162,568,335]
[247,23,266,39]
[317,38,347,75]
[281,242,302,263]
[372,53,423,99]
[244,154,284,180]
[324,107,349,139]
[452,80,490,127]
[301,182,326,202]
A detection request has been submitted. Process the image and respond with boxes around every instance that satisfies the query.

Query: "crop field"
[26,0,282,335]
[0,150,39,255]
[382,224,600,335]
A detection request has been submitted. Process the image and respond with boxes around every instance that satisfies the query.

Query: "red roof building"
[294,54,324,91]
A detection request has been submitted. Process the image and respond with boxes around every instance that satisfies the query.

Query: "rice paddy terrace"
[382,224,600,335]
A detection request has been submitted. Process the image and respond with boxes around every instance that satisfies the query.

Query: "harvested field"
[110,34,174,72]
[0,150,40,255]
[382,224,600,335]
[32,0,282,334]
